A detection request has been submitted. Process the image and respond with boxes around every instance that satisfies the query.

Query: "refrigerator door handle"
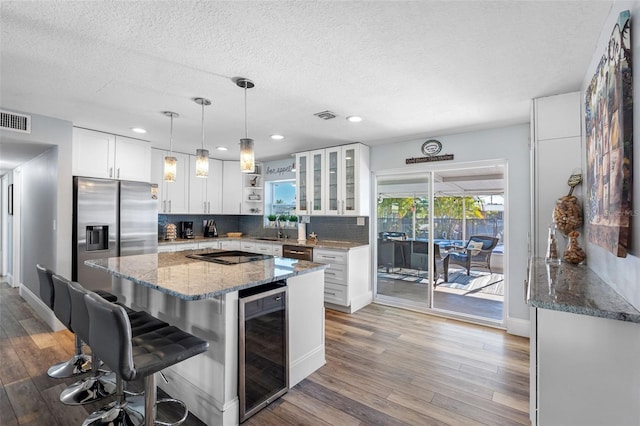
[169,200,172,213]
[109,167,113,178]
[117,168,120,179]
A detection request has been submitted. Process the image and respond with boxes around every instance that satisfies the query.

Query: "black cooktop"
[187,250,274,265]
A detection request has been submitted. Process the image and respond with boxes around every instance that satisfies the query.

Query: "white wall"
[0,110,73,299]
[1,174,13,280]
[581,1,640,310]
[20,148,59,295]
[371,124,531,330]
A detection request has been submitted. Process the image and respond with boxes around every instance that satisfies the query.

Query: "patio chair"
[442,235,499,282]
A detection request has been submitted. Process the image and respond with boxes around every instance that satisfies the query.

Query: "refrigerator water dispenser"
[86,225,109,251]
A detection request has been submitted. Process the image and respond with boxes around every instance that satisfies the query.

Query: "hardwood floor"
[1,280,530,425]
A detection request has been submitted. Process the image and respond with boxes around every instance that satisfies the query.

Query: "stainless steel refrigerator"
[73,176,158,291]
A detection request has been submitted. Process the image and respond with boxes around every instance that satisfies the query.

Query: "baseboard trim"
[506,316,530,337]
[19,284,65,332]
[290,344,326,387]
[350,291,373,313]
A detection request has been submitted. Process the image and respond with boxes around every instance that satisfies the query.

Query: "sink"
[255,237,281,241]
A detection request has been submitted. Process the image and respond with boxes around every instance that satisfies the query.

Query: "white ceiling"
[0,1,612,177]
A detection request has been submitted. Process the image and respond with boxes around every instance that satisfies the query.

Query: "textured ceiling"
[0,1,612,176]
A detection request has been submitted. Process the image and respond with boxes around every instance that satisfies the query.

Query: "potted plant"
[267,214,277,227]
[288,215,298,228]
[278,214,289,226]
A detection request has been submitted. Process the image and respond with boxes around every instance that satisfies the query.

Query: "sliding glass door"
[375,172,434,309]
[374,164,506,326]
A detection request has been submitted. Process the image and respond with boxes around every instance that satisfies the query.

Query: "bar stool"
[84,293,209,426]
[37,264,119,379]
[56,276,168,406]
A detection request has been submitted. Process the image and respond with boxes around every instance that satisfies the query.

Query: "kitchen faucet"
[276,216,283,239]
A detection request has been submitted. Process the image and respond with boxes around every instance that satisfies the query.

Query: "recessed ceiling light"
[131,127,147,134]
[270,134,284,140]
[346,116,362,123]
[216,146,228,151]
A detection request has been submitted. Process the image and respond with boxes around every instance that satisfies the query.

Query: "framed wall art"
[584,10,633,257]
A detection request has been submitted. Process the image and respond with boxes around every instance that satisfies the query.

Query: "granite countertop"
[159,236,368,251]
[85,250,327,301]
[527,258,640,323]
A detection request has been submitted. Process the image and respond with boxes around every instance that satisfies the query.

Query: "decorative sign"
[584,9,633,258]
[406,139,453,164]
[264,158,296,182]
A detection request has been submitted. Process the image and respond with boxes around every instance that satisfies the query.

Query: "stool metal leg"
[83,376,144,426]
[145,373,189,426]
[47,335,92,378]
[144,373,156,426]
[60,354,116,405]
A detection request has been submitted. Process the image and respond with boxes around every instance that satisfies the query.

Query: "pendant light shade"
[195,148,209,177]
[239,138,255,172]
[236,78,255,173]
[194,97,211,178]
[163,111,179,182]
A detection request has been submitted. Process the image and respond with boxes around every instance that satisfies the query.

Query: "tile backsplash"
[158,214,369,244]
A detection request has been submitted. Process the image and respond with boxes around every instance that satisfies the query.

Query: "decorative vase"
[545,223,561,264]
[553,195,583,236]
[563,230,586,264]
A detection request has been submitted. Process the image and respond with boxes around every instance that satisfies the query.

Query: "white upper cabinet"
[189,156,222,214]
[114,136,151,182]
[151,148,189,214]
[72,128,150,182]
[222,161,243,214]
[295,149,325,215]
[296,143,369,216]
[325,143,369,216]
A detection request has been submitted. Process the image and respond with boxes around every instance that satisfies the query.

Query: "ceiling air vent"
[1,110,31,134]
[314,110,337,120]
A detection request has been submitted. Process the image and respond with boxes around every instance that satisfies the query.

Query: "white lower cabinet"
[174,242,198,252]
[158,244,176,253]
[198,240,220,250]
[240,241,256,252]
[219,239,241,250]
[313,245,371,313]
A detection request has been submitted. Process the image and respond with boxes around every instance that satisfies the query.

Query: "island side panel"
[287,269,326,387]
[111,277,239,426]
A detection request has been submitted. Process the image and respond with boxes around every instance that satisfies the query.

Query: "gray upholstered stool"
[37,264,119,379]
[84,293,209,426]
[56,276,168,406]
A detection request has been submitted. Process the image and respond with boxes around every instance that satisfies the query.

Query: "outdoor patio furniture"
[442,235,499,282]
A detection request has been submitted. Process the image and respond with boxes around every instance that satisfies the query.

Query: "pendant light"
[236,77,255,173]
[163,111,179,182]
[194,97,211,178]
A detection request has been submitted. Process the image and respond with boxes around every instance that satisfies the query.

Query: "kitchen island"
[86,250,328,426]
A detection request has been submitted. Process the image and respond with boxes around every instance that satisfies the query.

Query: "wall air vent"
[0,110,31,134]
[314,110,337,120]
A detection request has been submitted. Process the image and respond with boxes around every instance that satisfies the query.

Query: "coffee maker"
[203,219,218,237]
[180,221,194,239]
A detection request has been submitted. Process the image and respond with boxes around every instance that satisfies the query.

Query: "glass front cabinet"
[325,144,361,216]
[296,143,369,217]
[295,149,325,215]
